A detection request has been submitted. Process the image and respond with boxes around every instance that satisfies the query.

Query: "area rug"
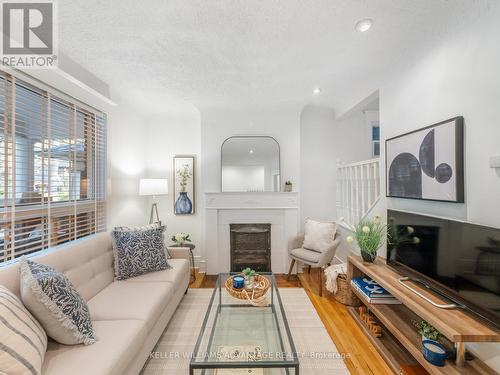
[141,288,349,374]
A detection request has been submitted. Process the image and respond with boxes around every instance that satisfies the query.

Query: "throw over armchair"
[287,227,341,296]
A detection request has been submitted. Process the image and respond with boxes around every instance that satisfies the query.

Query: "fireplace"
[230,224,271,272]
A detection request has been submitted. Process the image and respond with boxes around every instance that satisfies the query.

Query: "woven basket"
[334,274,362,307]
[225,274,271,304]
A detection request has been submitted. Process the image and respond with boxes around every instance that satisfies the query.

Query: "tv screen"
[387,209,500,328]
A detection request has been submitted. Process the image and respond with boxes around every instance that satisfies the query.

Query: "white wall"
[377,7,500,369]
[300,105,337,226]
[143,109,203,267]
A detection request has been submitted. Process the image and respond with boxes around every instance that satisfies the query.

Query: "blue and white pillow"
[20,258,96,345]
[111,224,170,280]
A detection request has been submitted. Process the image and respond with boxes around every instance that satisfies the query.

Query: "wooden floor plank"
[190,269,392,375]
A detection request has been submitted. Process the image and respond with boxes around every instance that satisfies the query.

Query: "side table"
[169,243,196,284]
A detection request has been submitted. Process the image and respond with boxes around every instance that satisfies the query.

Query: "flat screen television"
[387,209,500,329]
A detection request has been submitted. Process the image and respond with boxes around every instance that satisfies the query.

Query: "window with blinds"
[0,71,106,263]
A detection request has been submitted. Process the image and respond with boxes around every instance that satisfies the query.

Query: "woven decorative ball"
[225,274,271,301]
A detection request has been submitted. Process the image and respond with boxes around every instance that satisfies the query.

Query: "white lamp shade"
[139,179,168,196]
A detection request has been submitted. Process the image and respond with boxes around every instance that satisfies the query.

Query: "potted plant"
[242,267,256,289]
[284,180,292,192]
[413,320,448,366]
[345,216,386,262]
[171,232,191,246]
[413,319,442,343]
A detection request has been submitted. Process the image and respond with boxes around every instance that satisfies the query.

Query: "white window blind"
[0,71,106,263]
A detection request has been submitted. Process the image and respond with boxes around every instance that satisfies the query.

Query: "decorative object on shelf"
[413,319,443,344]
[284,180,293,192]
[171,232,191,246]
[242,267,256,289]
[139,178,168,224]
[232,276,245,289]
[386,116,464,202]
[358,307,382,338]
[351,276,401,304]
[344,215,386,262]
[225,274,270,307]
[173,155,195,215]
[421,339,447,367]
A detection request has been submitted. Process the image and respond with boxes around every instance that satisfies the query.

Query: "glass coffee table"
[190,273,299,374]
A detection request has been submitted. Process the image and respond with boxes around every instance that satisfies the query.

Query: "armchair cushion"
[302,219,337,253]
[290,248,321,264]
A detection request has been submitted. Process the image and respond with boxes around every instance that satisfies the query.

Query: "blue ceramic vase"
[175,192,192,214]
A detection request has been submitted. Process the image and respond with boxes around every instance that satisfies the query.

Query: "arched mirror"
[221,136,280,192]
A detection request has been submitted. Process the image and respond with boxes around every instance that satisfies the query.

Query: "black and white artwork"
[386,117,464,202]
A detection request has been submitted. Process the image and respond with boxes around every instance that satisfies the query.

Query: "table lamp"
[139,178,168,225]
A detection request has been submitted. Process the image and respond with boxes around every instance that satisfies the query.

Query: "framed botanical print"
[173,155,195,215]
[386,116,464,203]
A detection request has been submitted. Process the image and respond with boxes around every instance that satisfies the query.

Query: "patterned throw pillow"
[0,285,47,375]
[111,224,170,280]
[20,258,97,345]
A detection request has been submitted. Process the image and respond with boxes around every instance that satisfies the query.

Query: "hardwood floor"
[190,269,392,375]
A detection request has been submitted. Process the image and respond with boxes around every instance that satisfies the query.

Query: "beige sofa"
[0,232,190,375]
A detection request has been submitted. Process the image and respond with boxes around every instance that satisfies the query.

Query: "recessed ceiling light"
[355,18,373,33]
[313,87,322,95]
[249,149,254,154]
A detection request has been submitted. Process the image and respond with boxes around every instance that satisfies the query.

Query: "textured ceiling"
[58,0,498,114]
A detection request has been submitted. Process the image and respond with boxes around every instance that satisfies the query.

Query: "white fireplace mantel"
[205,192,299,209]
[204,192,299,274]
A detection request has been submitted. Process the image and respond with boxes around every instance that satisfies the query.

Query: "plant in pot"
[413,320,448,366]
[242,267,256,289]
[345,216,386,262]
[413,320,443,343]
[284,180,293,192]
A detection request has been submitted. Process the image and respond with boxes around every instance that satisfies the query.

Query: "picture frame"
[385,116,464,203]
[173,155,195,215]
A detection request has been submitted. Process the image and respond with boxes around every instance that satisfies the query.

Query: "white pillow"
[302,219,337,252]
[0,285,47,375]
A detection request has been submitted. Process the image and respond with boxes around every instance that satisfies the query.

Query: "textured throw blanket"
[324,263,347,293]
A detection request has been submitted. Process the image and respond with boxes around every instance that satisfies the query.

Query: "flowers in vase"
[171,232,191,245]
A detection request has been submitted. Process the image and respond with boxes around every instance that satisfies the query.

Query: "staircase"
[336,158,380,226]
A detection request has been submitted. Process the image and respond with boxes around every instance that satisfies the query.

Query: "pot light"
[313,87,322,95]
[249,149,254,154]
[355,18,373,33]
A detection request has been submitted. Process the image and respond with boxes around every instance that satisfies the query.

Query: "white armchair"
[287,232,341,296]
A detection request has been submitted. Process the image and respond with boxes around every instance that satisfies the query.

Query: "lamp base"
[149,203,161,225]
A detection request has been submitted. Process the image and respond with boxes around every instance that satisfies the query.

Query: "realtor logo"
[1,1,57,68]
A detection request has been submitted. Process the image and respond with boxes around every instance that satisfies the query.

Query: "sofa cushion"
[0,285,47,375]
[20,259,96,346]
[88,281,173,332]
[111,225,170,280]
[125,258,189,292]
[42,319,147,375]
[290,247,321,264]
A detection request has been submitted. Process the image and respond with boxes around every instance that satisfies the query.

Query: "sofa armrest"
[166,246,190,261]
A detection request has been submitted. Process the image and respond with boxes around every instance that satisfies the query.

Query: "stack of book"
[351,277,401,304]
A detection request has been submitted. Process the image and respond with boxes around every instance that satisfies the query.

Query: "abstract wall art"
[385,117,464,202]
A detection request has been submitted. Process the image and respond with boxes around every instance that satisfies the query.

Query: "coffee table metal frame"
[190,272,299,374]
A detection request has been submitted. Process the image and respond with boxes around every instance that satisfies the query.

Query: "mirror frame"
[220,136,281,192]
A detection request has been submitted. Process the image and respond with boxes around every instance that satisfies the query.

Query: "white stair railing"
[336,158,380,225]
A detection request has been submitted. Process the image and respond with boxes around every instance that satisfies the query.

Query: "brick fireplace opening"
[230,224,271,272]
